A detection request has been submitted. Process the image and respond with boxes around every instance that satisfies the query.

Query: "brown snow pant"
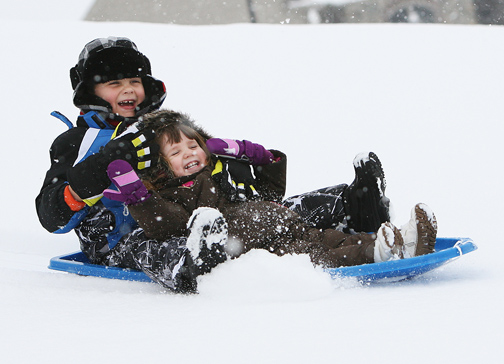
[223,201,376,268]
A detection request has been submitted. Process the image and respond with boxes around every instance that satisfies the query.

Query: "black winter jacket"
[36,113,137,261]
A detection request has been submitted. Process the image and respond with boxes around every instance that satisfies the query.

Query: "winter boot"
[343,152,391,233]
[374,222,404,263]
[401,203,438,258]
[186,207,229,275]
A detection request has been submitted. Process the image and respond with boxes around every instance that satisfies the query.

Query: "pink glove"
[103,160,151,205]
[206,138,274,166]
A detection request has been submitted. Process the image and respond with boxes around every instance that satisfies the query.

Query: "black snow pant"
[283,184,348,231]
[104,229,197,293]
[283,182,390,234]
[75,211,197,293]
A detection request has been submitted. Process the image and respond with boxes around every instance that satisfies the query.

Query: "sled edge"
[325,237,477,282]
[48,252,153,282]
[48,237,476,283]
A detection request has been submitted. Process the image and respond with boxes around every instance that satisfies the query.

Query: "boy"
[36,37,166,265]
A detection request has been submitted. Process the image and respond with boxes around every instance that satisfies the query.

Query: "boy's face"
[94,77,145,117]
[161,133,207,177]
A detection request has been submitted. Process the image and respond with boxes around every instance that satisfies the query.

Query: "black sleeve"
[35,127,87,232]
[253,150,287,203]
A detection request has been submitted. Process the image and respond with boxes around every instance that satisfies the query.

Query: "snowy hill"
[0,3,502,363]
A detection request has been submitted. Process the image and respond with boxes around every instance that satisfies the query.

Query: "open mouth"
[185,161,199,170]
[118,100,135,107]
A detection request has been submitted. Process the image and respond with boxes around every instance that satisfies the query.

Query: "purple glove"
[206,138,274,166]
[103,160,151,205]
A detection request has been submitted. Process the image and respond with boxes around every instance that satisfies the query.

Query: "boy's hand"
[103,160,151,205]
[67,127,159,200]
[103,127,159,171]
[211,159,259,202]
[206,138,273,166]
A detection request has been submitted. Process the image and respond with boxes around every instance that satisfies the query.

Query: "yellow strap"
[83,194,103,207]
[138,161,148,170]
[132,136,142,147]
[212,160,223,176]
[111,123,122,139]
[250,185,259,196]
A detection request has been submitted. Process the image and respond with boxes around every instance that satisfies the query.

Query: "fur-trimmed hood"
[137,109,213,185]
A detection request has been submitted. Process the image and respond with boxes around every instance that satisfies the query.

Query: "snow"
[187,207,228,261]
[1,2,503,363]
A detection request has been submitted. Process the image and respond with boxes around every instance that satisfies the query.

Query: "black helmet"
[70,37,166,120]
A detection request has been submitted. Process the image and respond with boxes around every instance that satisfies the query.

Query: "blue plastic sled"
[325,237,477,282]
[48,237,477,284]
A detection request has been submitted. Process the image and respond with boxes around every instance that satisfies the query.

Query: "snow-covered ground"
[1,2,502,363]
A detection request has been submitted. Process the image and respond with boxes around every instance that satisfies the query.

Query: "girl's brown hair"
[138,109,212,186]
[158,122,212,168]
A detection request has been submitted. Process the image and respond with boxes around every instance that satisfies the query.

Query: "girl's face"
[161,132,208,177]
[94,77,146,117]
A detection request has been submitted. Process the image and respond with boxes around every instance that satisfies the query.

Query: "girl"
[104,109,438,282]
